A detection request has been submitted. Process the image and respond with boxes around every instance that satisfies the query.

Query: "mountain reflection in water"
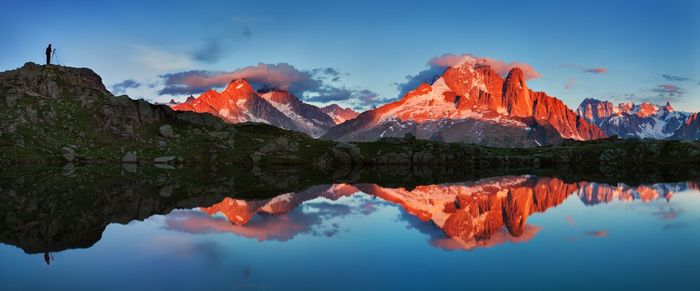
[164,176,698,250]
[2,167,699,291]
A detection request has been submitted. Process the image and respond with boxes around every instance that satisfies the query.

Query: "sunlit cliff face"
[172,177,698,250]
[323,59,606,145]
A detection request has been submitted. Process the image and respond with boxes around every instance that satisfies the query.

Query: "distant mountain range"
[167,58,699,145]
[577,99,690,139]
[170,80,357,138]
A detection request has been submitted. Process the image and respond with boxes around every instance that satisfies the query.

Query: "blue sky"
[1,0,698,111]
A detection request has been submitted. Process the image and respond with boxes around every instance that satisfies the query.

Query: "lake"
[1,166,699,290]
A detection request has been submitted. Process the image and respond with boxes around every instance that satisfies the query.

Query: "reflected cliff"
[166,176,700,250]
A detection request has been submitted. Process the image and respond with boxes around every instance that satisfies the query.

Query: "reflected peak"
[190,176,698,251]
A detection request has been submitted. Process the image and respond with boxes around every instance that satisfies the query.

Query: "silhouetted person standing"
[46,44,52,65]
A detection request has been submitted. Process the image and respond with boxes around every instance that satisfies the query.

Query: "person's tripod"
[51,48,60,65]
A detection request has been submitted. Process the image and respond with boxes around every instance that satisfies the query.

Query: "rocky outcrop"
[159,124,174,138]
[502,68,533,118]
[329,142,363,165]
[250,136,301,164]
[671,113,700,140]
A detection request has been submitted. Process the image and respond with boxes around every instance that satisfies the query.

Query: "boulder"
[251,151,264,164]
[159,185,174,197]
[122,151,137,163]
[330,142,362,165]
[154,156,176,164]
[276,137,299,152]
[159,124,174,138]
[258,137,299,154]
[136,99,156,123]
[61,146,76,162]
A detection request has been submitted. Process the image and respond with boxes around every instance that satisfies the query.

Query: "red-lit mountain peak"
[502,67,533,118]
[323,59,605,145]
[171,79,348,137]
[172,79,299,128]
[224,79,255,95]
[636,102,659,118]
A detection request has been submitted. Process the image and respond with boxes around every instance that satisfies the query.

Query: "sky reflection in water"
[1,176,699,290]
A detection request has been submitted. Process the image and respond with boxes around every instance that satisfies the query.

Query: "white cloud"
[134,45,194,72]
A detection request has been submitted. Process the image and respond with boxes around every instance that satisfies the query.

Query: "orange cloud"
[160,63,320,96]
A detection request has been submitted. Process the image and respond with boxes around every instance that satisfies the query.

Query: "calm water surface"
[1,171,699,290]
